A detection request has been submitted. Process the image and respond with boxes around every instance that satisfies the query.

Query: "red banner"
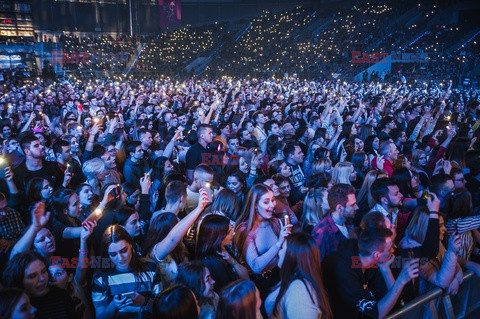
[158,0,181,29]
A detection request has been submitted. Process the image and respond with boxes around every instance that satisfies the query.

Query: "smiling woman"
[234,184,291,310]
[2,252,79,319]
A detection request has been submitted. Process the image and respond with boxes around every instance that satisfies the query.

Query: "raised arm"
[152,189,210,261]
[10,202,50,259]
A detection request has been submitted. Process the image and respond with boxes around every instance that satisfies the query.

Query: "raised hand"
[426,192,441,212]
[31,202,51,229]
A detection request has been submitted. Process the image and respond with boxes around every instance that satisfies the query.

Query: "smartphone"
[82,208,103,226]
[35,111,43,121]
[122,292,136,300]
[66,163,72,173]
[284,214,290,226]
[0,157,8,179]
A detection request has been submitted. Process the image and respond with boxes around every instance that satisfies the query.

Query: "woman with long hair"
[301,187,329,233]
[115,206,144,255]
[0,288,36,319]
[350,152,368,189]
[49,188,85,259]
[233,184,291,304]
[144,189,210,287]
[265,232,332,319]
[410,149,430,188]
[364,135,379,167]
[196,215,249,292]
[153,285,200,319]
[76,183,97,222]
[215,280,262,319]
[176,260,219,319]
[331,161,356,186]
[209,188,240,222]
[92,225,161,319]
[2,252,79,318]
[26,177,53,205]
[311,157,332,175]
[225,170,247,210]
[355,170,387,226]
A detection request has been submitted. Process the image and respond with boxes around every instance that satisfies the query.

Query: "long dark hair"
[210,188,239,221]
[2,251,47,289]
[215,280,257,319]
[176,261,211,305]
[50,188,78,226]
[273,232,332,318]
[392,167,415,198]
[101,225,150,283]
[444,188,473,220]
[153,285,199,319]
[143,213,188,263]
[26,177,48,203]
[196,215,230,259]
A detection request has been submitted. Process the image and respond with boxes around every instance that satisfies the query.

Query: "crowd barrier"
[387,271,480,319]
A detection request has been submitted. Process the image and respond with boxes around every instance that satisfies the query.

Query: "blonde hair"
[311,158,332,174]
[302,188,328,228]
[402,206,430,245]
[357,170,387,209]
[331,161,354,185]
[82,158,106,179]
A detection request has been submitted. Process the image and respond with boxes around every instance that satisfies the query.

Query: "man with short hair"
[372,141,399,177]
[185,165,214,214]
[52,139,85,188]
[151,180,188,223]
[123,141,150,185]
[430,173,455,210]
[283,142,306,206]
[13,135,65,192]
[282,123,296,140]
[450,168,466,190]
[328,226,419,318]
[186,124,213,182]
[312,184,358,261]
[370,178,404,226]
[138,128,153,162]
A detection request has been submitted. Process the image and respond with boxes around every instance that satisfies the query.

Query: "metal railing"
[387,271,480,319]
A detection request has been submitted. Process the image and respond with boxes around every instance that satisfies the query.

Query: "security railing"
[387,271,480,319]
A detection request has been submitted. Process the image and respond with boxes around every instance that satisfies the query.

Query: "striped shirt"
[92,261,162,318]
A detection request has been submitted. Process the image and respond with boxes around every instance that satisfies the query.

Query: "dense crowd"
[0,74,479,319]
[52,2,479,84]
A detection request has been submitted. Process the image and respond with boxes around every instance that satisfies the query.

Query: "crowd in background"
[0,73,479,318]
[49,2,480,83]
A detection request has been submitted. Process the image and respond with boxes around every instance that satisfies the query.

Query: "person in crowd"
[82,158,109,196]
[283,142,306,205]
[176,260,219,319]
[92,225,161,319]
[301,187,329,233]
[186,124,213,182]
[370,177,404,226]
[215,280,262,319]
[0,287,37,319]
[234,184,291,304]
[312,183,358,262]
[196,214,249,292]
[123,141,150,186]
[13,135,66,192]
[144,188,210,286]
[372,141,400,177]
[225,170,247,209]
[153,285,200,319]
[2,251,80,319]
[331,161,357,186]
[265,232,332,318]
